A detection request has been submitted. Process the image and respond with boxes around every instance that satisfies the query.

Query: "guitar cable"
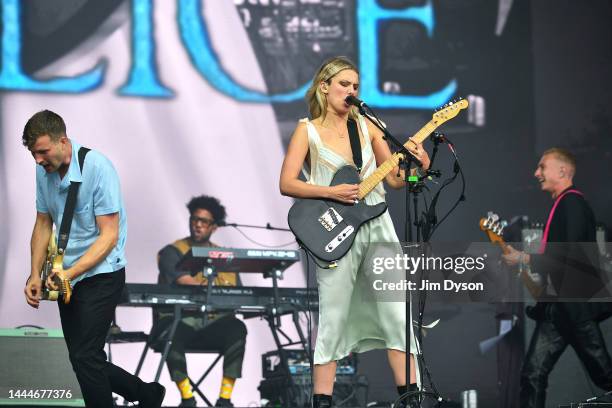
[426,139,467,241]
[299,240,338,270]
[304,252,314,404]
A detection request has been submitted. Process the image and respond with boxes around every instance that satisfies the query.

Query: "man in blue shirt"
[22,110,165,408]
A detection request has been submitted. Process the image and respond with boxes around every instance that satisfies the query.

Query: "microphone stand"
[401,139,444,408]
[221,222,291,232]
[355,101,443,407]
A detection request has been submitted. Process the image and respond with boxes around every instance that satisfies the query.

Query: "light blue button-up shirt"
[35,140,128,286]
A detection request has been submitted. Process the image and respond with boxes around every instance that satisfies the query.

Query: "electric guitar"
[288,98,469,264]
[479,212,542,298]
[40,232,72,304]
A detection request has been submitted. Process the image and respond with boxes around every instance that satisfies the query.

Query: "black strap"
[347,118,362,171]
[57,147,90,252]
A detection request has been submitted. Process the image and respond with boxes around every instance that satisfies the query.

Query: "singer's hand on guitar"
[407,142,430,170]
[327,183,360,204]
[24,275,42,308]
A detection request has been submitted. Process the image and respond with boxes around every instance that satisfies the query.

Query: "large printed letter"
[358,0,456,109]
[119,0,173,97]
[0,0,104,93]
[177,0,308,103]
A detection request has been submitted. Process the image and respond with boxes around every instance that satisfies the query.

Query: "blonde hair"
[306,56,360,120]
[543,147,576,175]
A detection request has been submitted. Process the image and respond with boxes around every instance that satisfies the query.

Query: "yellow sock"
[219,376,236,400]
[176,377,193,399]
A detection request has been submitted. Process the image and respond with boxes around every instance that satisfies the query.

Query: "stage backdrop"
[2,0,610,406]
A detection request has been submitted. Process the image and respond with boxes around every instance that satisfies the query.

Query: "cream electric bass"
[479,212,542,298]
[288,98,469,263]
[40,232,72,304]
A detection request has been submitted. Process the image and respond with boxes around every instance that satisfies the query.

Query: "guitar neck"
[498,241,510,255]
[358,120,436,199]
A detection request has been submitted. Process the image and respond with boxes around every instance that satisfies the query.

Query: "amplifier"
[262,350,357,377]
[0,328,83,406]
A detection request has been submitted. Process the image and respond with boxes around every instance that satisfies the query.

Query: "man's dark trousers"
[58,269,146,408]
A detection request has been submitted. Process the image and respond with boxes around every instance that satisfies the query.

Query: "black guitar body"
[288,165,387,263]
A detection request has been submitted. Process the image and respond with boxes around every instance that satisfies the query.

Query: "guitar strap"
[347,118,362,172]
[538,188,583,254]
[57,147,90,253]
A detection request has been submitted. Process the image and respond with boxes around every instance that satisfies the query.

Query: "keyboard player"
[151,195,246,407]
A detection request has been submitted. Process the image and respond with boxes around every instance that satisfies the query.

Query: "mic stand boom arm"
[355,104,423,168]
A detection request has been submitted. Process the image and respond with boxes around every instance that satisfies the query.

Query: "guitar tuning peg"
[484,212,493,227]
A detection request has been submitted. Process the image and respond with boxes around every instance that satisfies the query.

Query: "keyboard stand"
[263,267,314,403]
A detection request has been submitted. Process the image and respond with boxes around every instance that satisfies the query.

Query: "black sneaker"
[313,394,333,408]
[139,382,166,408]
[179,397,197,407]
[214,397,234,407]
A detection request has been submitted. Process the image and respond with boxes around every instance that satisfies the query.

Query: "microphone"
[345,95,366,109]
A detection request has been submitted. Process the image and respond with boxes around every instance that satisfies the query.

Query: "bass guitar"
[479,212,542,298]
[288,98,469,264]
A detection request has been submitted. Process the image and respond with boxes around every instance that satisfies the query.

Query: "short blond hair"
[543,147,576,175]
[305,56,359,121]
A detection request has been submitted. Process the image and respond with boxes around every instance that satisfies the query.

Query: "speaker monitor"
[0,328,83,406]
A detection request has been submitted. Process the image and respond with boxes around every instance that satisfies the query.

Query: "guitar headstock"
[432,97,469,125]
[479,211,508,245]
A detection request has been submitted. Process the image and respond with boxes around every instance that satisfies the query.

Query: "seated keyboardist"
[151,195,246,407]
